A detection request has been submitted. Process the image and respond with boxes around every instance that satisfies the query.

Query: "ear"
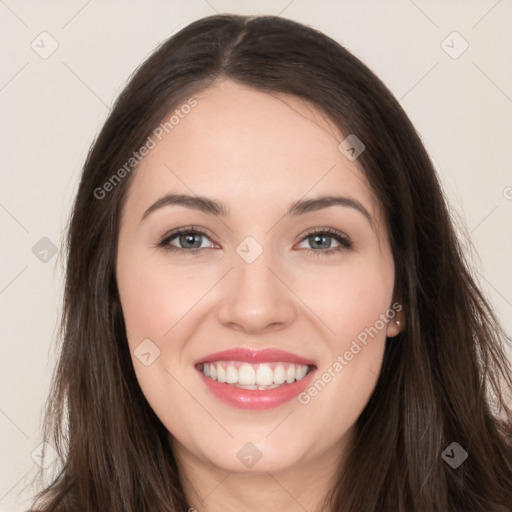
[386,310,405,338]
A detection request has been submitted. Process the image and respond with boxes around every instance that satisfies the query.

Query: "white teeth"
[295,365,307,380]
[256,364,274,386]
[239,363,256,385]
[226,365,238,384]
[273,364,286,385]
[285,365,296,383]
[217,365,226,383]
[201,361,311,387]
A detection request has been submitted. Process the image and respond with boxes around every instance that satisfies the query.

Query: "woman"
[31,14,512,512]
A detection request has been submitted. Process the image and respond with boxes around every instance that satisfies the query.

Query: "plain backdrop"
[1,1,511,510]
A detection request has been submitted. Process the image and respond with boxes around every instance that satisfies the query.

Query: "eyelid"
[298,226,350,243]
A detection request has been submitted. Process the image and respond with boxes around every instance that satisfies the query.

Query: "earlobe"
[386,315,404,338]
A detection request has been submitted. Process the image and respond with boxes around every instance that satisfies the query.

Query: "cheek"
[116,251,206,429]
[292,254,395,345]
[117,249,216,408]
[293,254,394,426]
[117,250,211,342]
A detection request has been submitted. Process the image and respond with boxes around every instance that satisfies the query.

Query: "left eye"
[296,230,351,253]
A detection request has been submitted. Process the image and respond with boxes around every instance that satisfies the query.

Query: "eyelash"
[156,226,352,257]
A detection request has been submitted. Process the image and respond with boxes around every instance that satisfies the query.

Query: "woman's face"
[116,80,401,480]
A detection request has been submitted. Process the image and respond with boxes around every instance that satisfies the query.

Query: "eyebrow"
[141,193,373,227]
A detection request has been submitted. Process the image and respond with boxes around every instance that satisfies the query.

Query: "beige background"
[1,0,511,509]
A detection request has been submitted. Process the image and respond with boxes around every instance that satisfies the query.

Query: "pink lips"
[194,347,317,410]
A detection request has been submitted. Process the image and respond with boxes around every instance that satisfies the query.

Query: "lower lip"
[196,366,317,410]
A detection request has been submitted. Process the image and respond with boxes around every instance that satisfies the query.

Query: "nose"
[216,246,297,334]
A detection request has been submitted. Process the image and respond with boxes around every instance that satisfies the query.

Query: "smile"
[194,347,317,410]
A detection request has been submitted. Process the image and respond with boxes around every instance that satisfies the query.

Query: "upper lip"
[195,347,316,367]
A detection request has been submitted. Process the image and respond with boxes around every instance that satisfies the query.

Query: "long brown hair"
[31,14,512,512]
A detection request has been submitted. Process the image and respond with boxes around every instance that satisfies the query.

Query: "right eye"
[157,227,217,254]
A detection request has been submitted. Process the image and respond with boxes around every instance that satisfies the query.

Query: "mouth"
[194,348,317,410]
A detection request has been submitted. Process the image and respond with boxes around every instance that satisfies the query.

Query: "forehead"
[124,80,381,224]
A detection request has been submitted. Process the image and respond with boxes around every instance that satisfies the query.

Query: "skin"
[116,79,403,512]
